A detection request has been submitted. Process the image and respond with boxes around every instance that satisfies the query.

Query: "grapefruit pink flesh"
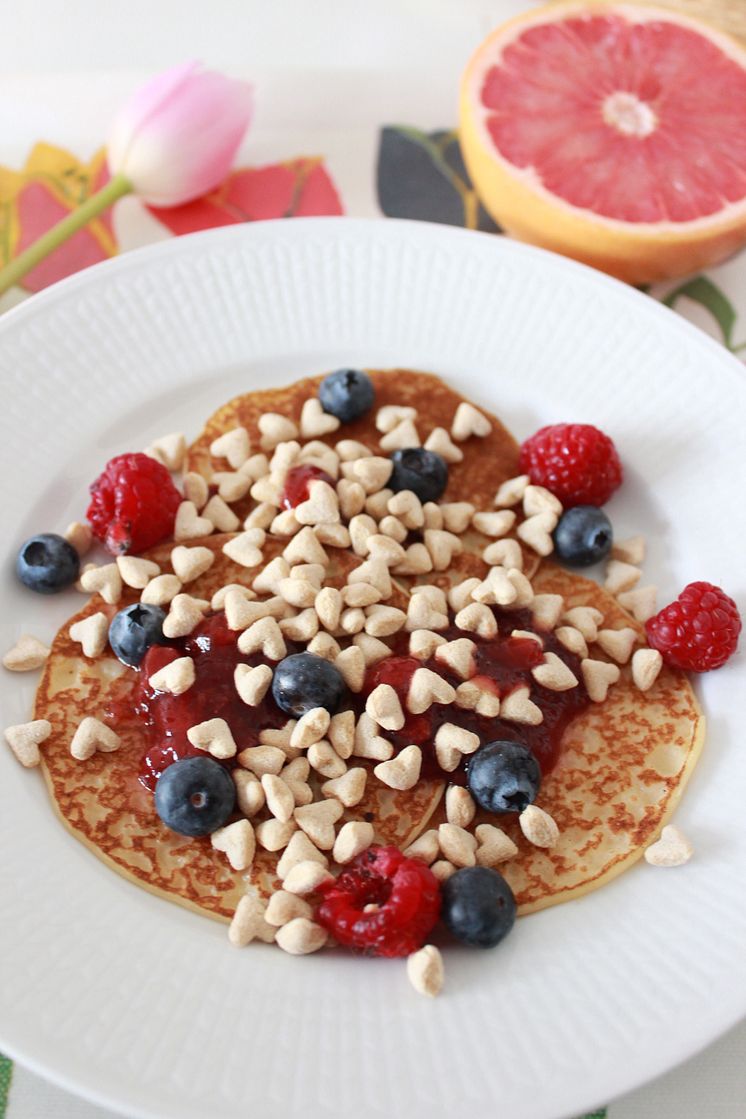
[481,15,746,224]
[460,3,746,283]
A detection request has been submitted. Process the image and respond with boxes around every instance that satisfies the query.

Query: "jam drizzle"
[107,614,298,791]
[281,464,334,509]
[106,606,590,793]
[362,611,588,782]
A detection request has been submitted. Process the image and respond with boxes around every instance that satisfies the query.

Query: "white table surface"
[1,0,535,75]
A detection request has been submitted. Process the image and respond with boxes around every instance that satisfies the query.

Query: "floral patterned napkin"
[2,124,745,361]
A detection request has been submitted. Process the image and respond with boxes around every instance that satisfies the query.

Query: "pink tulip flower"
[107,61,254,206]
[0,61,254,296]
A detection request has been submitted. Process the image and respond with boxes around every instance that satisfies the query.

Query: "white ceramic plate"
[0,219,744,1119]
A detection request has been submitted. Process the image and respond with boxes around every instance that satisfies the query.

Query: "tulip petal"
[107,64,253,206]
[107,61,201,174]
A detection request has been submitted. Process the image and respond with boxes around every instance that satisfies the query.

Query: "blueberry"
[552,505,613,567]
[467,740,541,814]
[389,447,448,503]
[318,369,375,423]
[16,533,80,594]
[272,652,347,717]
[109,602,168,667]
[154,756,235,837]
[441,866,516,948]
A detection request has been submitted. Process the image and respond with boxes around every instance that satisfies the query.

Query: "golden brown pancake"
[425,563,704,912]
[187,369,540,580]
[186,370,522,511]
[32,370,703,926]
[35,535,445,921]
[35,559,702,922]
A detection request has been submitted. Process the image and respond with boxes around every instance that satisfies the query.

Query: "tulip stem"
[0,172,133,297]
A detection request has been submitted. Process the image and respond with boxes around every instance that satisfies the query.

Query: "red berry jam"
[108,613,291,791]
[364,654,420,696]
[361,611,589,782]
[106,601,590,793]
[281,464,334,509]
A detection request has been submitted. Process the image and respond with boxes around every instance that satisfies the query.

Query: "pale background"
[3,1,537,74]
[0,1,744,1116]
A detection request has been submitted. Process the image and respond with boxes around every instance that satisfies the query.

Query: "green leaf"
[0,1053,13,1118]
[376,125,500,233]
[435,129,501,233]
[663,275,739,350]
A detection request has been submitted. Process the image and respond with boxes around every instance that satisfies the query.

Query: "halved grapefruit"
[460,2,746,283]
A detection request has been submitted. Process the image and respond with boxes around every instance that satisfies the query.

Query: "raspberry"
[645,582,741,673]
[315,845,441,957]
[87,453,182,555]
[519,423,623,507]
